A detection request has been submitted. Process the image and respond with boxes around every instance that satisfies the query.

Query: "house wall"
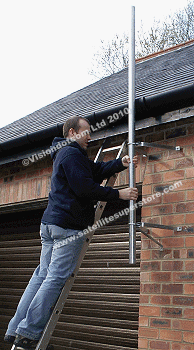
[0,115,194,349]
[138,116,194,350]
[0,135,133,207]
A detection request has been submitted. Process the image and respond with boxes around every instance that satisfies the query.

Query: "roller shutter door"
[0,210,140,350]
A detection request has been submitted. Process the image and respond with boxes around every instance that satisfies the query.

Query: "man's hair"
[62,116,90,138]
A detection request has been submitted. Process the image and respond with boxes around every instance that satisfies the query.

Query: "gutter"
[1,83,194,156]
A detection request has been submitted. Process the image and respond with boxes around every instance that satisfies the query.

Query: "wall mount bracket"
[136,222,190,252]
[135,141,181,152]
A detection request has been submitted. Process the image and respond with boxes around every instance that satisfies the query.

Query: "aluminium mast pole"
[128,6,136,264]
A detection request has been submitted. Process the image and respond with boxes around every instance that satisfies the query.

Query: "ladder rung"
[102,145,122,153]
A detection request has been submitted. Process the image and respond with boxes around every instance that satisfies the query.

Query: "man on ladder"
[4,116,138,350]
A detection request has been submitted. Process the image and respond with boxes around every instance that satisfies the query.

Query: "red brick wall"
[0,158,52,205]
[138,119,194,349]
[0,135,131,206]
[1,118,194,349]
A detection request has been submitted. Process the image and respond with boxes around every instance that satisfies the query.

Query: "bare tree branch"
[89,1,194,79]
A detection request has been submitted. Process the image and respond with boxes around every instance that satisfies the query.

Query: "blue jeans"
[6,223,85,340]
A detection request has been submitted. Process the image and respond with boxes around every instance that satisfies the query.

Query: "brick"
[163,191,185,203]
[141,206,152,217]
[140,272,150,282]
[150,318,170,328]
[145,131,165,142]
[175,203,186,213]
[156,121,176,131]
[140,261,161,271]
[144,173,163,185]
[152,249,172,260]
[167,149,185,159]
[162,261,183,271]
[173,296,194,306]
[184,308,194,319]
[163,170,185,182]
[140,250,151,260]
[152,204,173,216]
[187,249,194,258]
[180,249,188,259]
[162,215,185,226]
[173,319,194,331]
[160,329,182,341]
[173,250,180,258]
[150,340,170,350]
[138,338,148,349]
[173,272,194,283]
[166,127,186,139]
[139,295,149,304]
[142,185,152,195]
[187,190,194,201]
[176,158,193,169]
[183,331,194,343]
[145,162,153,174]
[176,179,194,191]
[185,213,194,224]
[162,237,184,248]
[139,316,149,327]
[185,237,194,247]
[177,201,194,213]
[139,305,160,317]
[154,160,174,173]
[151,295,171,305]
[185,146,193,156]
[141,283,160,294]
[161,307,182,318]
[150,227,173,238]
[185,261,194,270]
[141,237,152,250]
[162,284,183,294]
[145,216,161,225]
[154,184,170,193]
[144,193,162,205]
[151,272,171,282]
[186,167,194,178]
[184,284,194,295]
[177,134,194,146]
[172,343,194,350]
[139,327,159,338]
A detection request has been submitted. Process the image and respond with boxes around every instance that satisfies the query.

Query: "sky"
[0,0,189,129]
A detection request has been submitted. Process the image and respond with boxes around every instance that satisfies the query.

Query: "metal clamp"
[135,141,181,152]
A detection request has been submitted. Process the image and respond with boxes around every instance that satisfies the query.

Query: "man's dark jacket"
[42,137,126,230]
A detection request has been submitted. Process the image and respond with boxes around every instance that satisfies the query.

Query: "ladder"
[11,137,128,350]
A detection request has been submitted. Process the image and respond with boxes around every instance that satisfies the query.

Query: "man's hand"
[122,155,138,168]
[119,187,138,200]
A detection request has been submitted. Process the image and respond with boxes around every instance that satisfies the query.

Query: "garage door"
[0,206,140,350]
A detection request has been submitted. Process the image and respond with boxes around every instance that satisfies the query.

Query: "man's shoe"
[14,334,38,349]
[4,334,16,344]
